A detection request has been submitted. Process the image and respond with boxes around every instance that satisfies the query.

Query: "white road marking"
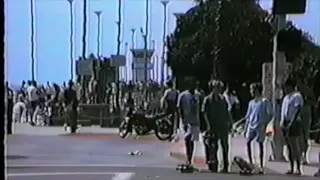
[7,172,135,177]
[7,164,136,168]
[7,164,175,169]
[111,173,135,180]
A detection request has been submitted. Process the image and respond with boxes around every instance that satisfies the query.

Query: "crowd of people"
[159,77,320,176]
[5,76,320,176]
[4,79,164,133]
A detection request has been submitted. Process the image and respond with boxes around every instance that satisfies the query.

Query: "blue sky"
[5,0,320,85]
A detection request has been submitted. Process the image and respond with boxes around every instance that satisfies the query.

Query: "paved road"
[6,134,319,180]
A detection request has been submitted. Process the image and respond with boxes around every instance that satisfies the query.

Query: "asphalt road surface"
[6,134,319,180]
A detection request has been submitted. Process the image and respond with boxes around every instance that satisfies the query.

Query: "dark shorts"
[282,121,302,137]
[30,100,39,110]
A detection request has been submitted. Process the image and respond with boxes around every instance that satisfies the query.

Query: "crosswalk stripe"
[7,172,135,177]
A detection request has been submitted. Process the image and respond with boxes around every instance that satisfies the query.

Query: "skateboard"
[233,156,263,175]
[203,131,218,172]
[176,164,197,173]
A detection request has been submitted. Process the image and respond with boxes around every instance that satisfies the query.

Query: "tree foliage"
[167,0,320,90]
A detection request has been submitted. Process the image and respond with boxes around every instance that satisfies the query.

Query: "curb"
[168,140,283,174]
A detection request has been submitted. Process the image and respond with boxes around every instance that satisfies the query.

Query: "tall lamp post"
[160,0,169,85]
[30,0,36,81]
[130,28,136,81]
[143,0,150,82]
[67,0,75,80]
[94,11,103,57]
[124,42,128,81]
[151,40,156,81]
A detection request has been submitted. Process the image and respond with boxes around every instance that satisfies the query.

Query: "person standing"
[6,82,14,134]
[236,83,272,172]
[281,79,304,175]
[26,80,39,125]
[177,77,201,166]
[296,78,316,164]
[63,80,78,133]
[160,80,179,137]
[201,79,231,173]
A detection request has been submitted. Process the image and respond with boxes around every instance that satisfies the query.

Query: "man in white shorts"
[177,77,201,165]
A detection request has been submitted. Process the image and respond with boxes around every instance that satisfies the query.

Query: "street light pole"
[131,28,136,81]
[151,40,155,81]
[67,0,75,81]
[272,14,287,161]
[160,0,169,85]
[82,0,88,58]
[95,11,103,57]
[144,0,150,82]
[30,0,36,81]
[124,42,128,81]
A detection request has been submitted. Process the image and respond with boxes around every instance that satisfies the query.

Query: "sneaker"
[285,170,294,175]
[294,170,302,176]
[314,170,320,177]
[219,168,228,173]
[301,156,308,165]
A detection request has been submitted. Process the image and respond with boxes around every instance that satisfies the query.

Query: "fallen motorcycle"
[119,111,173,141]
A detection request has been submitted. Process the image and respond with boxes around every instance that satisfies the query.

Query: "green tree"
[167,0,320,91]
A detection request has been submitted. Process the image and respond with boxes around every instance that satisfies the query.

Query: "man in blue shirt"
[237,83,272,171]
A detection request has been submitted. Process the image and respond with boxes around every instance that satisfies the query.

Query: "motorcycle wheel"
[119,120,130,138]
[154,118,173,141]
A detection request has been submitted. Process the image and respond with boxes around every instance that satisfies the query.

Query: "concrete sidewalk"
[170,136,319,176]
[12,123,118,136]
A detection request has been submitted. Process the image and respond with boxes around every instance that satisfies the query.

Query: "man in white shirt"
[280,79,304,175]
[26,81,39,124]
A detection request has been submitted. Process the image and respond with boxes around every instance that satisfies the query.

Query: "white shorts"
[184,125,200,141]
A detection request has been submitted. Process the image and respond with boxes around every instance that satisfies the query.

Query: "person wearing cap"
[281,79,304,175]
[177,77,202,166]
[201,79,231,173]
[63,80,79,133]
